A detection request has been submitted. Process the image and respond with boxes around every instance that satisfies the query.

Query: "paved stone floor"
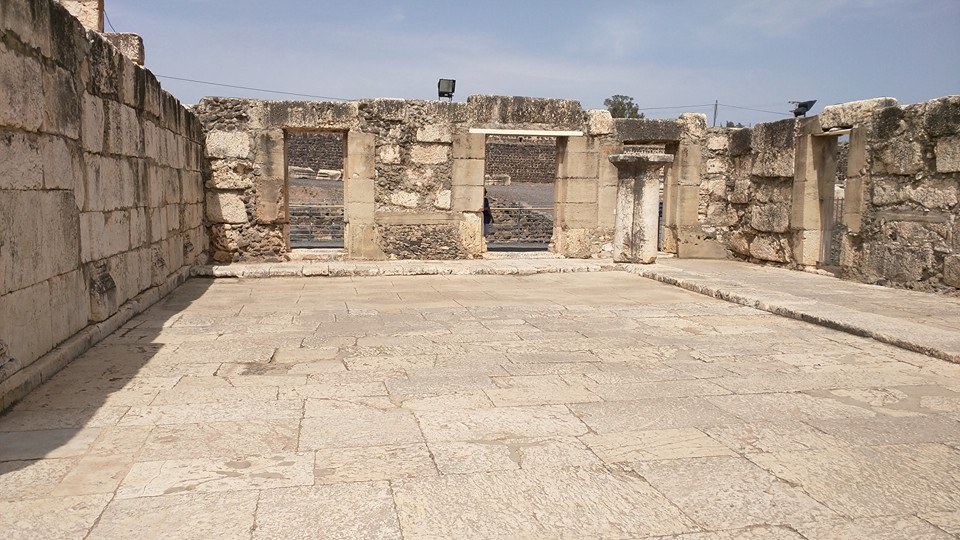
[3,272,960,538]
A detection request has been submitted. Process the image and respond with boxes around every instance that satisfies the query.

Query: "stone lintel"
[468,128,584,137]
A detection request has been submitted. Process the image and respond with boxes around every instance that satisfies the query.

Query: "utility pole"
[713,100,718,127]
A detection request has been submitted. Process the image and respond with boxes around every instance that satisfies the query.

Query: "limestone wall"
[686,96,960,292]
[195,96,619,261]
[0,0,207,408]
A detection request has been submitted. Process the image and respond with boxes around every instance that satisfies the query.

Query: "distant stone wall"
[286,131,344,171]
[195,96,620,262]
[0,0,207,408]
[484,136,556,184]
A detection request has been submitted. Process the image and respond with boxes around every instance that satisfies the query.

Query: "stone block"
[935,135,960,173]
[557,202,598,229]
[0,279,52,371]
[615,118,682,143]
[103,33,144,65]
[558,152,599,179]
[751,150,795,178]
[411,144,449,165]
[255,178,284,223]
[48,269,89,346]
[84,155,120,211]
[924,95,960,137]
[749,204,790,233]
[467,95,583,129]
[819,97,898,130]
[129,206,147,248]
[597,184,617,228]
[0,191,39,294]
[749,234,790,263]
[41,135,80,190]
[729,128,752,156]
[0,43,44,131]
[452,184,483,212]
[206,130,251,159]
[678,113,708,141]
[181,170,203,203]
[182,203,203,230]
[586,110,614,136]
[944,255,960,288]
[206,192,247,224]
[80,209,129,262]
[266,101,359,130]
[434,189,452,210]
[752,119,796,152]
[345,201,374,222]
[0,129,43,189]
[390,191,420,209]
[416,124,452,143]
[558,178,597,204]
[873,140,923,175]
[80,93,104,153]
[452,132,485,160]
[207,160,252,190]
[378,144,401,165]
[42,66,80,139]
[706,133,729,151]
[148,207,167,243]
[452,158,484,187]
[40,190,80,275]
[344,177,375,205]
[2,0,52,56]
[58,0,104,31]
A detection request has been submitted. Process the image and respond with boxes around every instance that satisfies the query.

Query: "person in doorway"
[482,189,493,236]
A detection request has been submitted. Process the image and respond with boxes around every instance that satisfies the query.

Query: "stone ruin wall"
[484,136,557,184]
[0,0,207,408]
[285,131,344,173]
[684,96,960,292]
[195,96,623,262]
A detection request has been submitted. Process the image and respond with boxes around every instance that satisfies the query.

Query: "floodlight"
[790,100,817,117]
[438,79,456,100]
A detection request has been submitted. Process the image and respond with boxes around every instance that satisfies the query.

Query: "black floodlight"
[790,100,817,117]
[438,79,456,100]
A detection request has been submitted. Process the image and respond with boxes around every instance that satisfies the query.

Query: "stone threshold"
[192,259,618,278]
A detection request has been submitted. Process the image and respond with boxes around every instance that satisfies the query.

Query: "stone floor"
[3,272,960,538]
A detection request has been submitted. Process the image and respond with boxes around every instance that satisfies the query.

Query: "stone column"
[609,153,674,263]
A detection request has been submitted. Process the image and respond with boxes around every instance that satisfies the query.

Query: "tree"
[725,121,745,128]
[604,95,644,119]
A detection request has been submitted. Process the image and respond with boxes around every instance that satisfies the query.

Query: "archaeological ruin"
[1,0,959,408]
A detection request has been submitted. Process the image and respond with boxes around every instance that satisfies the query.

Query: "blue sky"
[105,0,959,125]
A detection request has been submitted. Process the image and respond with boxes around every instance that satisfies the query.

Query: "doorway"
[483,135,557,252]
[284,131,346,249]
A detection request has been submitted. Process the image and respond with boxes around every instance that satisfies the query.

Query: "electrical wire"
[718,103,792,116]
[103,9,117,32]
[637,104,715,111]
[154,74,352,101]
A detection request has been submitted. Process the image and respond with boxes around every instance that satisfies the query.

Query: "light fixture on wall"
[438,79,456,101]
[790,100,817,117]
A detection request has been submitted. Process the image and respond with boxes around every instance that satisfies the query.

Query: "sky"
[104,0,960,126]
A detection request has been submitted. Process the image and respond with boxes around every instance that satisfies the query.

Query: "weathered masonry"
[1,0,205,408]
[672,97,960,292]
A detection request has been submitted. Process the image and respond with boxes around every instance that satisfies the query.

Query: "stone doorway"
[806,129,852,273]
[483,135,558,252]
[284,131,346,250]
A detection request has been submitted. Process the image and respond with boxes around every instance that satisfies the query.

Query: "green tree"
[604,95,644,119]
[725,121,745,128]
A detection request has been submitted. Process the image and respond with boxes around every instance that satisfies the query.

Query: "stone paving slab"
[2,272,960,538]
[629,258,960,363]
